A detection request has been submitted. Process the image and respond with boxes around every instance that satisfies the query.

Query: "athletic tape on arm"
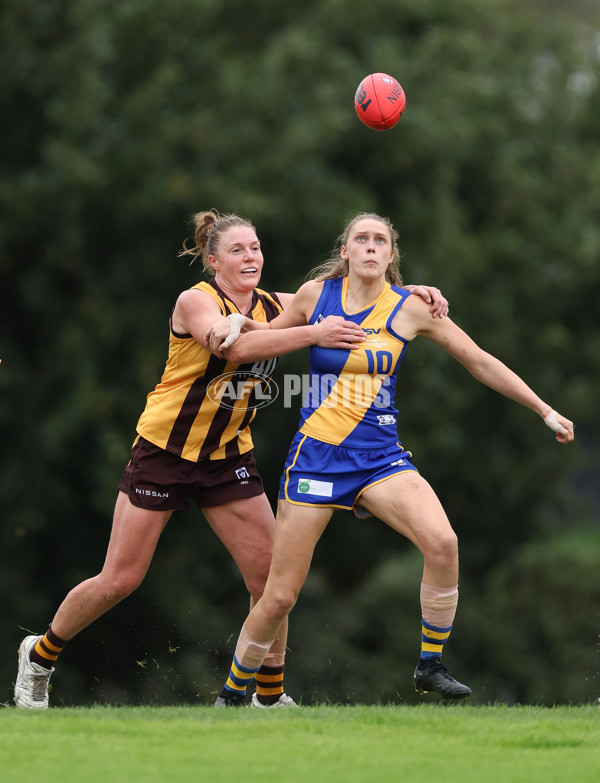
[221,313,246,348]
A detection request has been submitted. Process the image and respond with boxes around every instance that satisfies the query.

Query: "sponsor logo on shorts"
[390,458,406,467]
[377,414,396,425]
[235,468,250,484]
[297,478,333,498]
[135,488,169,498]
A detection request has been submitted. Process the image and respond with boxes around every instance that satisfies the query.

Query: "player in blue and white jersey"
[211,212,574,702]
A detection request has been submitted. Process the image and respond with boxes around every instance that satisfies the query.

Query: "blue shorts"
[278,431,418,518]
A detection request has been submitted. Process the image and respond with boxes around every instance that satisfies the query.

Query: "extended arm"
[202,289,317,353]
[220,281,364,362]
[396,296,574,443]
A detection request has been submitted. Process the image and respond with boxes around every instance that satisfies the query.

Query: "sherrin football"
[354,73,406,131]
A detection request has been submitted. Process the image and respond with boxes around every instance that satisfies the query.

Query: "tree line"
[1,0,599,705]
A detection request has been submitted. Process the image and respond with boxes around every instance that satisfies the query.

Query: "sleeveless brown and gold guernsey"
[135,279,283,462]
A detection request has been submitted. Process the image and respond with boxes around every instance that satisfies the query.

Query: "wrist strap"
[222,313,246,348]
[543,410,563,433]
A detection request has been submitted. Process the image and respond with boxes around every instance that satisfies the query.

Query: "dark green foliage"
[1,0,599,706]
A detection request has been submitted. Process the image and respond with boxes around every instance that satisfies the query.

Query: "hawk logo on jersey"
[377,414,396,426]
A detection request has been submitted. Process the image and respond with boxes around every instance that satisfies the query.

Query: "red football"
[354,73,406,131]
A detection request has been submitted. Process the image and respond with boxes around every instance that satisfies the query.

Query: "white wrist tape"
[543,410,565,433]
[221,313,246,348]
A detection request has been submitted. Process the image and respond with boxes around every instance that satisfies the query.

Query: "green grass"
[0,704,598,782]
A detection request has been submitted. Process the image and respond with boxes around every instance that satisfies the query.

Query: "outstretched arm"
[398,296,574,443]
[204,286,318,352]
[210,281,365,362]
[221,316,365,363]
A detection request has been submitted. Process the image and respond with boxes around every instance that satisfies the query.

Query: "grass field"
[1,703,598,782]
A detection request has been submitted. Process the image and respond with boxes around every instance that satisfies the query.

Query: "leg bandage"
[263,651,286,668]
[420,583,459,628]
[223,624,276,697]
[420,583,459,662]
[233,624,276,670]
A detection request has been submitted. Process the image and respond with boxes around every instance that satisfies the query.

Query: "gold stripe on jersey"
[207,375,264,460]
[301,373,387,444]
[136,280,282,462]
[300,281,407,446]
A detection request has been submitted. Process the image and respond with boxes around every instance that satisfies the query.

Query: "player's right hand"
[314,316,365,349]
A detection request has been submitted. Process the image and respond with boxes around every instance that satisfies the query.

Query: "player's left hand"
[543,409,575,444]
[405,285,449,318]
[204,317,232,355]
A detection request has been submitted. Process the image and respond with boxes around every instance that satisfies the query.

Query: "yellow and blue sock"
[222,653,261,700]
[419,619,452,666]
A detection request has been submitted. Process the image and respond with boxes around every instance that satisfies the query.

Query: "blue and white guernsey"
[298,276,412,449]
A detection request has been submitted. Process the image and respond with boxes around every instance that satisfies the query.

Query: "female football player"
[14,210,447,709]
[210,211,574,703]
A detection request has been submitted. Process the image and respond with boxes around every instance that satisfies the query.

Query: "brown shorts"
[118,436,264,511]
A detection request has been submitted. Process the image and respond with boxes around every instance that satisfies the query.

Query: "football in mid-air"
[354,73,406,131]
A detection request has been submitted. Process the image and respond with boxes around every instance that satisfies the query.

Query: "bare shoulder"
[398,296,478,355]
[172,287,223,333]
[271,280,325,326]
[291,279,325,309]
[175,287,221,317]
[273,281,323,308]
[392,290,435,340]
[273,292,295,308]
[296,279,325,296]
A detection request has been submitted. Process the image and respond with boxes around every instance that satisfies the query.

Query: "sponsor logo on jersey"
[362,328,388,348]
[377,414,396,425]
[297,478,333,497]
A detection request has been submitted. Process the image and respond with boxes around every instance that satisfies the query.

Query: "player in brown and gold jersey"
[14,210,448,710]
